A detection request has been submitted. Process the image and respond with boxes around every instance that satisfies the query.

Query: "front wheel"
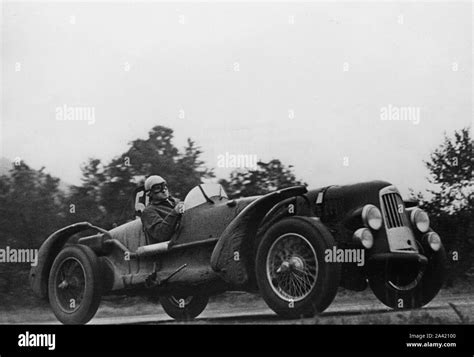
[48,245,102,324]
[159,294,209,321]
[368,243,447,309]
[255,216,341,319]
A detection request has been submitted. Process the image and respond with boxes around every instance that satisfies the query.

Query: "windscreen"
[184,184,228,210]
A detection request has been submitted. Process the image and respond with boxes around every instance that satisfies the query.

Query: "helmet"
[144,175,166,191]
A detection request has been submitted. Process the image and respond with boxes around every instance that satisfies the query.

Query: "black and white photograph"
[0,0,472,354]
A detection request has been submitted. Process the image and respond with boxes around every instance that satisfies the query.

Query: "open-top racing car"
[30,180,446,324]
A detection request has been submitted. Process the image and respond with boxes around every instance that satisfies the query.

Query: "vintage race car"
[30,180,446,324]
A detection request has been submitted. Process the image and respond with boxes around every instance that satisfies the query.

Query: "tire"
[159,294,209,321]
[48,245,102,324]
[255,216,341,319]
[368,243,447,309]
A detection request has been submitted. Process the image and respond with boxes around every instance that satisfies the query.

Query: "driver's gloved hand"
[174,202,185,214]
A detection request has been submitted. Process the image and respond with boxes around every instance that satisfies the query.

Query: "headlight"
[362,204,383,230]
[353,228,374,249]
[410,208,430,233]
[426,232,441,252]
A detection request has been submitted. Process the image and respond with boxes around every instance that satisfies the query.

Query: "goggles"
[149,182,168,194]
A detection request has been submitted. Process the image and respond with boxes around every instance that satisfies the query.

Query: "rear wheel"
[48,245,102,324]
[368,243,446,309]
[159,294,209,321]
[255,217,341,318]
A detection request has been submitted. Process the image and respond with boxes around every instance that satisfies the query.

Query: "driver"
[141,175,184,244]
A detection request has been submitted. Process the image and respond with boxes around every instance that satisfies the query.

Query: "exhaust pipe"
[136,241,169,257]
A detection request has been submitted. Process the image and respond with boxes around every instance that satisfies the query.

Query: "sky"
[1,1,472,197]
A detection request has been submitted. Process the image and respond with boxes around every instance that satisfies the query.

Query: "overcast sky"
[1,1,472,197]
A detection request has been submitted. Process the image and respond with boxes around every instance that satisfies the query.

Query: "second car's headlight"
[362,204,383,230]
[410,208,430,233]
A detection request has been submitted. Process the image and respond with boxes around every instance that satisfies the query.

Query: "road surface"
[11,291,472,325]
[91,292,474,325]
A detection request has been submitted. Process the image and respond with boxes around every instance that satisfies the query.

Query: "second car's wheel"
[159,294,209,321]
[256,216,341,319]
[368,241,447,309]
[48,245,102,325]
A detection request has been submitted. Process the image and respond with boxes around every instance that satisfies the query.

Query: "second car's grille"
[382,193,408,228]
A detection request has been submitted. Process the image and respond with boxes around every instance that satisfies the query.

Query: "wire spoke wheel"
[48,245,102,324]
[266,233,318,302]
[54,257,86,313]
[256,217,341,318]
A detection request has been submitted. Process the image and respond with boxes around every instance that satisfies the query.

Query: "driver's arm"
[141,205,180,243]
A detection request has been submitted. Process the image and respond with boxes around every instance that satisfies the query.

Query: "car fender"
[29,222,108,299]
[210,185,307,287]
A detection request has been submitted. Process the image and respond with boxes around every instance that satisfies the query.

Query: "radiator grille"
[382,193,408,228]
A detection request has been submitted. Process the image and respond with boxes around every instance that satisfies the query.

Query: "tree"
[0,162,66,248]
[219,159,305,198]
[175,138,215,198]
[411,127,473,286]
[0,162,67,304]
[67,158,108,226]
[417,127,473,215]
[71,125,214,227]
